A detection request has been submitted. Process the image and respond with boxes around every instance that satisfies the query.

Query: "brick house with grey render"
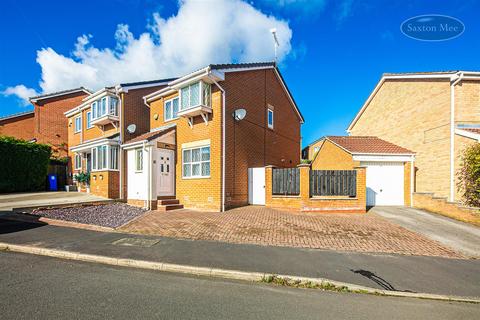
[347,71,480,203]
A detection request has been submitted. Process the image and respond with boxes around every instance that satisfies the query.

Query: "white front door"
[156,149,175,196]
[248,167,266,205]
[362,161,404,206]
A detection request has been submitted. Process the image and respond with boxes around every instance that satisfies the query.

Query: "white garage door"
[361,162,404,206]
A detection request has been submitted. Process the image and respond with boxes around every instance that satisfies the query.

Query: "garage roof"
[326,136,414,155]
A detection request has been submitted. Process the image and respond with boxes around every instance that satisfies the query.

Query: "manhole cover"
[111,238,159,247]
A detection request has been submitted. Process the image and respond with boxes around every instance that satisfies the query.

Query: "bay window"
[86,111,93,129]
[180,81,211,111]
[182,145,210,178]
[90,145,119,171]
[164,97,179,121]
[74,154,82,170]
[91,96,118,120]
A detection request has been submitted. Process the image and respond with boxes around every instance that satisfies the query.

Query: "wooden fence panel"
[272,168,300,196]
[310,170,356,197]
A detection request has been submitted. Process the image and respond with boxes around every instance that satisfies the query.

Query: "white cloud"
[4,0,293,104]
[1,85,38,106]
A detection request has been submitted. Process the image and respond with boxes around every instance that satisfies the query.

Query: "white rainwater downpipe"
[450,72,463,202]
[142,140,152,210]
[115,87,124,201]
[208,70,226,212]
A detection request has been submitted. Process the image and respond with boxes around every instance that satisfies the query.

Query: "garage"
[305,136,415,207]
[361,161,405,206]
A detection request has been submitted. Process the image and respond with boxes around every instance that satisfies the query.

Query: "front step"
[159,199,180,205]
[157,203,184,211]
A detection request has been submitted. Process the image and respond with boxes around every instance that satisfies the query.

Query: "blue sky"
[1,0,479,146]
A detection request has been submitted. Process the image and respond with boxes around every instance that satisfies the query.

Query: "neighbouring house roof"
[119,77,178,88]
[455,127,480,141]
[461,128,480,134]
[123,125,176,146]
[0,110,34,122]
[143,61,304,123]
[324,136,414,155]
[29,87,92,103]
[347,70,480,132]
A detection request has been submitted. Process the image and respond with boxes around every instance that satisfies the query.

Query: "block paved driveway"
[120,206,463,258]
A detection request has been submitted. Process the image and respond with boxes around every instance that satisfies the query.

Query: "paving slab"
[0,218,479,298]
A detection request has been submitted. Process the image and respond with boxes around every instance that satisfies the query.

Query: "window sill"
[182,176,210,180]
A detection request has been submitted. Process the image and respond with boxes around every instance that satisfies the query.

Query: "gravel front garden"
[31,203,147,228]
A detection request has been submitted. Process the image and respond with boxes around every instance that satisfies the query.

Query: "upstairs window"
[91,96,118,120]
[86,111,93,129]
[164,97,179,121]
[180,81,211,111]
[267,108,274,129]
[74,116,82,133]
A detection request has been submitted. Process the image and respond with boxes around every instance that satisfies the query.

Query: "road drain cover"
[112,238,159,247]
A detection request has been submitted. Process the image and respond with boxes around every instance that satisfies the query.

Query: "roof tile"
[327,136,414,154]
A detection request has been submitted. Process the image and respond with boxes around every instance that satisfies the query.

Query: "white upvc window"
[74,116,82,133]
[314,146,320,153]
[74,154,82,170]
[182,145,210,178]
[179,81,211,111]
[91,145,119,171]
[135,149,143,172]
[164,97,179,121]
[86,111,93,129]
[91,96,118,120]
[267,108,274,129]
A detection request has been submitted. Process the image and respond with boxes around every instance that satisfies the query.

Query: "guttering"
[450,72,463,202]
[207,68,226,212]
[455,128,480,141]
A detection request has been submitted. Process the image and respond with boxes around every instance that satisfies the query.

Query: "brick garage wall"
[265,165,366,213]
[311,139,360,170]
[90,171,119,199]
[223,69,302,208]
[0,113,34,140]
[34,92,89,158]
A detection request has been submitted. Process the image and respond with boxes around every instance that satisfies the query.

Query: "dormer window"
[180,81,211,111]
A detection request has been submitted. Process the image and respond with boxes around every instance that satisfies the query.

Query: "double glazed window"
[86,111,93,129]
[135,149,143,172]
[91,145,119,171]
[267,108,274,129]
[182,146,210,178]
[74,116,82,133]
[180,81,211,111]
[74,154,82,170]
[164,97,179,121]
[91,96,118,120]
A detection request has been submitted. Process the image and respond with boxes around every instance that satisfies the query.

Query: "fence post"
[297,163,310,202]
[265,165,276,207]
[354,166,367,212]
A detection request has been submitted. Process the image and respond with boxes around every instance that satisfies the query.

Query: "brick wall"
[311,139,360,169]
[90,171,119,199]
[265,165,366,213]
[0,113,34,140]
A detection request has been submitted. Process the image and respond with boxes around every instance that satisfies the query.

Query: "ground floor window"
[182,145,210,178]
[135,149,143,172]
[91,145,119,171]
[74,154,82,170]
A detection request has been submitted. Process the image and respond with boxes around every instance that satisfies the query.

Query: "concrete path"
[371,206,480,258]
[2,251,478,320]
[0,191,109,211]
[1,218,479,298]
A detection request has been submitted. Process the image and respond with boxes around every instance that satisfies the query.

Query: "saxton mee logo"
[401,14,465,41]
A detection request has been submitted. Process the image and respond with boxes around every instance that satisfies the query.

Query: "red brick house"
[0,111,35,140]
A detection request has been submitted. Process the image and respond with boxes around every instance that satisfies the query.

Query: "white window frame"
[267,108,274,129]
[86,111,93,129]
[91,101,98,119]
[74,153,82,170]
[179,81,211,111]
[110,146,119,170]
[74,116,82,133]
[135,149,143,172]
[90,145,119,171]
[164,97,179,122]
[91,96,118,120]
[314,146,320,153]
[182,145,210,179]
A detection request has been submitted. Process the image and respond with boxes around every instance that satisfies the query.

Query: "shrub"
[0,136,52,193]
[74,172,90,184]
[457,143,480,207]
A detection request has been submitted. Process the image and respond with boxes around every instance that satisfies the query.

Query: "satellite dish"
[232,109,247,121]
[126,124,136,134]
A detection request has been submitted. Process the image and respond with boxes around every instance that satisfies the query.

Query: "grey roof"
[0,110,34,121]
[30,87,91,102]
[210,61,276,70]
[120,77,178,88]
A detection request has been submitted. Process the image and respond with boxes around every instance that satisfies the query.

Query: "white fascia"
[70,137,120,152]
[353,153,415,162]
[455,128,480,141]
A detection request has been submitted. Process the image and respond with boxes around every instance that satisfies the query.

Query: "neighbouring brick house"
[0,88,91,157]
[303,136,414,206]
[65,79,174,198]
[0,111,35,140]
[347,71,480,203]
[122,62,304,211]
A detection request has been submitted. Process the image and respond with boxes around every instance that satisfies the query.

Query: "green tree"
[457,143,480,207]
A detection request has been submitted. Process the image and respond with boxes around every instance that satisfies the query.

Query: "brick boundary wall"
[265,164,366,213]
[413,192,480,226]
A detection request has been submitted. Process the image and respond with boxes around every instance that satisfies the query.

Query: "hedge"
[0,136,52,193]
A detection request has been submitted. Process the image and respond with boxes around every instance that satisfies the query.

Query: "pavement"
[1,218,479,298]
[0,191,110,211]
[372,206,480,257]
[120,206,462,258]
[1,251,478,320]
